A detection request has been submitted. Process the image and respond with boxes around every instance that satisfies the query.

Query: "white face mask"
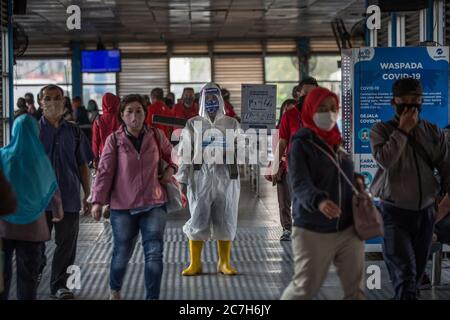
[313,112,338,131]
[43,100,65,120]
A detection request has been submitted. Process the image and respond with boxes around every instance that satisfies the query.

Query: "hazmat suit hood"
[199,83,225,123]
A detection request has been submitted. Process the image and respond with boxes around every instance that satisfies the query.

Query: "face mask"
[205,98,220,113]
[43,100,65,120]
[313,112,338,131]
[122,111,145,130]
[395,103,422,116]
[184,97,194,105]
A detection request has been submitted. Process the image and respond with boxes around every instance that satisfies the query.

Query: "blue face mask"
[205,98,220,113]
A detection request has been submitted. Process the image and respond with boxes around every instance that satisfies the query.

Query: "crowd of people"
[1,77,450,301]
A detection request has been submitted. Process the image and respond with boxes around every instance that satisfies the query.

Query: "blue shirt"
[39,117,92,213]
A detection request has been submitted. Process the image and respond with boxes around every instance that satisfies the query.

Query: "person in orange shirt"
[145,88,173,140]
[173,87,199,121]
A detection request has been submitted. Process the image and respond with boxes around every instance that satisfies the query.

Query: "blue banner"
[353,47,449,155]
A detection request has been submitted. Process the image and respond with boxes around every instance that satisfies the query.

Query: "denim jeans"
[109,206,166,300]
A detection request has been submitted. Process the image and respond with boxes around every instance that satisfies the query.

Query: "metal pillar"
[388,12,397,47]
[397,15,406,47]
[433,0,445,44]
[298,38,309,79]
[365,0,378,47]
[71,41,82,98]
[7,0,13,138]
[427,0,434,41]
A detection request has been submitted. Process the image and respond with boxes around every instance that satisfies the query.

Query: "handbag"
[307,140,384,241]
[152,128,187,213]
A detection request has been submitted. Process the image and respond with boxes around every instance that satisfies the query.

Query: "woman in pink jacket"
[90,94,177,300]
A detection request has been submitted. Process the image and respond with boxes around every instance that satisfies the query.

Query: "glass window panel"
[170,57,211,83]
[265,56,299,82]
[170,83,205,104]
[14,59,72,85]
[83,73,116,84]
[83,84,117,112]
[267,82,298,121]
[309,55,340,81]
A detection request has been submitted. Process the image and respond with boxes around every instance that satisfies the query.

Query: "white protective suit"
[176,83,241,241]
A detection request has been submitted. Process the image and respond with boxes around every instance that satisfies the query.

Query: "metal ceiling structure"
[13,0,366,44]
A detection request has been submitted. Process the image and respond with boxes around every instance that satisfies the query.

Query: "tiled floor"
[7,172,450,300]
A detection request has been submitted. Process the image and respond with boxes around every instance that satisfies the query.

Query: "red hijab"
[301,87,342,146]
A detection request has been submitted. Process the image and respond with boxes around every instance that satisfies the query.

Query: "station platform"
[7,174,450,300]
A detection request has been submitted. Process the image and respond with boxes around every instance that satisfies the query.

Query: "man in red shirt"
[221,89,240,121]
[272,77,318,241]
[145,88,173,139]
[173,87,199,120]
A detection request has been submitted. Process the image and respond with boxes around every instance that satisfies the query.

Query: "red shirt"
[279,106,302,148]
[173,102,199,120]
[224,100,238,118]
[145,100,173,139]
[278,107,302,170]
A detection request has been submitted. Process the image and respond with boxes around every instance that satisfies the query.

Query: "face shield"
[199,83,225,122]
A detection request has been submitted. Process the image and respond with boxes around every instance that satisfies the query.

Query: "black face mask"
[395,103,422,116]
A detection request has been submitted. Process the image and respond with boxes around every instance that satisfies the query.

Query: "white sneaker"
[110,289,121,300]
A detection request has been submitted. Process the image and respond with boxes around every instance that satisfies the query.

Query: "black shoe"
[419,273,432,290]
[51,288,75,300]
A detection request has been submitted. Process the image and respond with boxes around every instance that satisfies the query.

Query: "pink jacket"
[90,126,178,210]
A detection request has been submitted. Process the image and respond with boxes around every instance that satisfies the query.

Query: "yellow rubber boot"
[217,240,238,275]
[182,240,203,276]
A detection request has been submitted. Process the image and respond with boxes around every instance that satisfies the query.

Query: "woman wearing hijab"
[91,93,120,168]
[0,114,63,300]
[280,87,365,300]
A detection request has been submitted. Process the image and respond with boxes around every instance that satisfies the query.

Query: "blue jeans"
[109,207,166,300]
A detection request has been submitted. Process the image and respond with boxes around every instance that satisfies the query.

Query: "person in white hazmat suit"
[176,83,240,276]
